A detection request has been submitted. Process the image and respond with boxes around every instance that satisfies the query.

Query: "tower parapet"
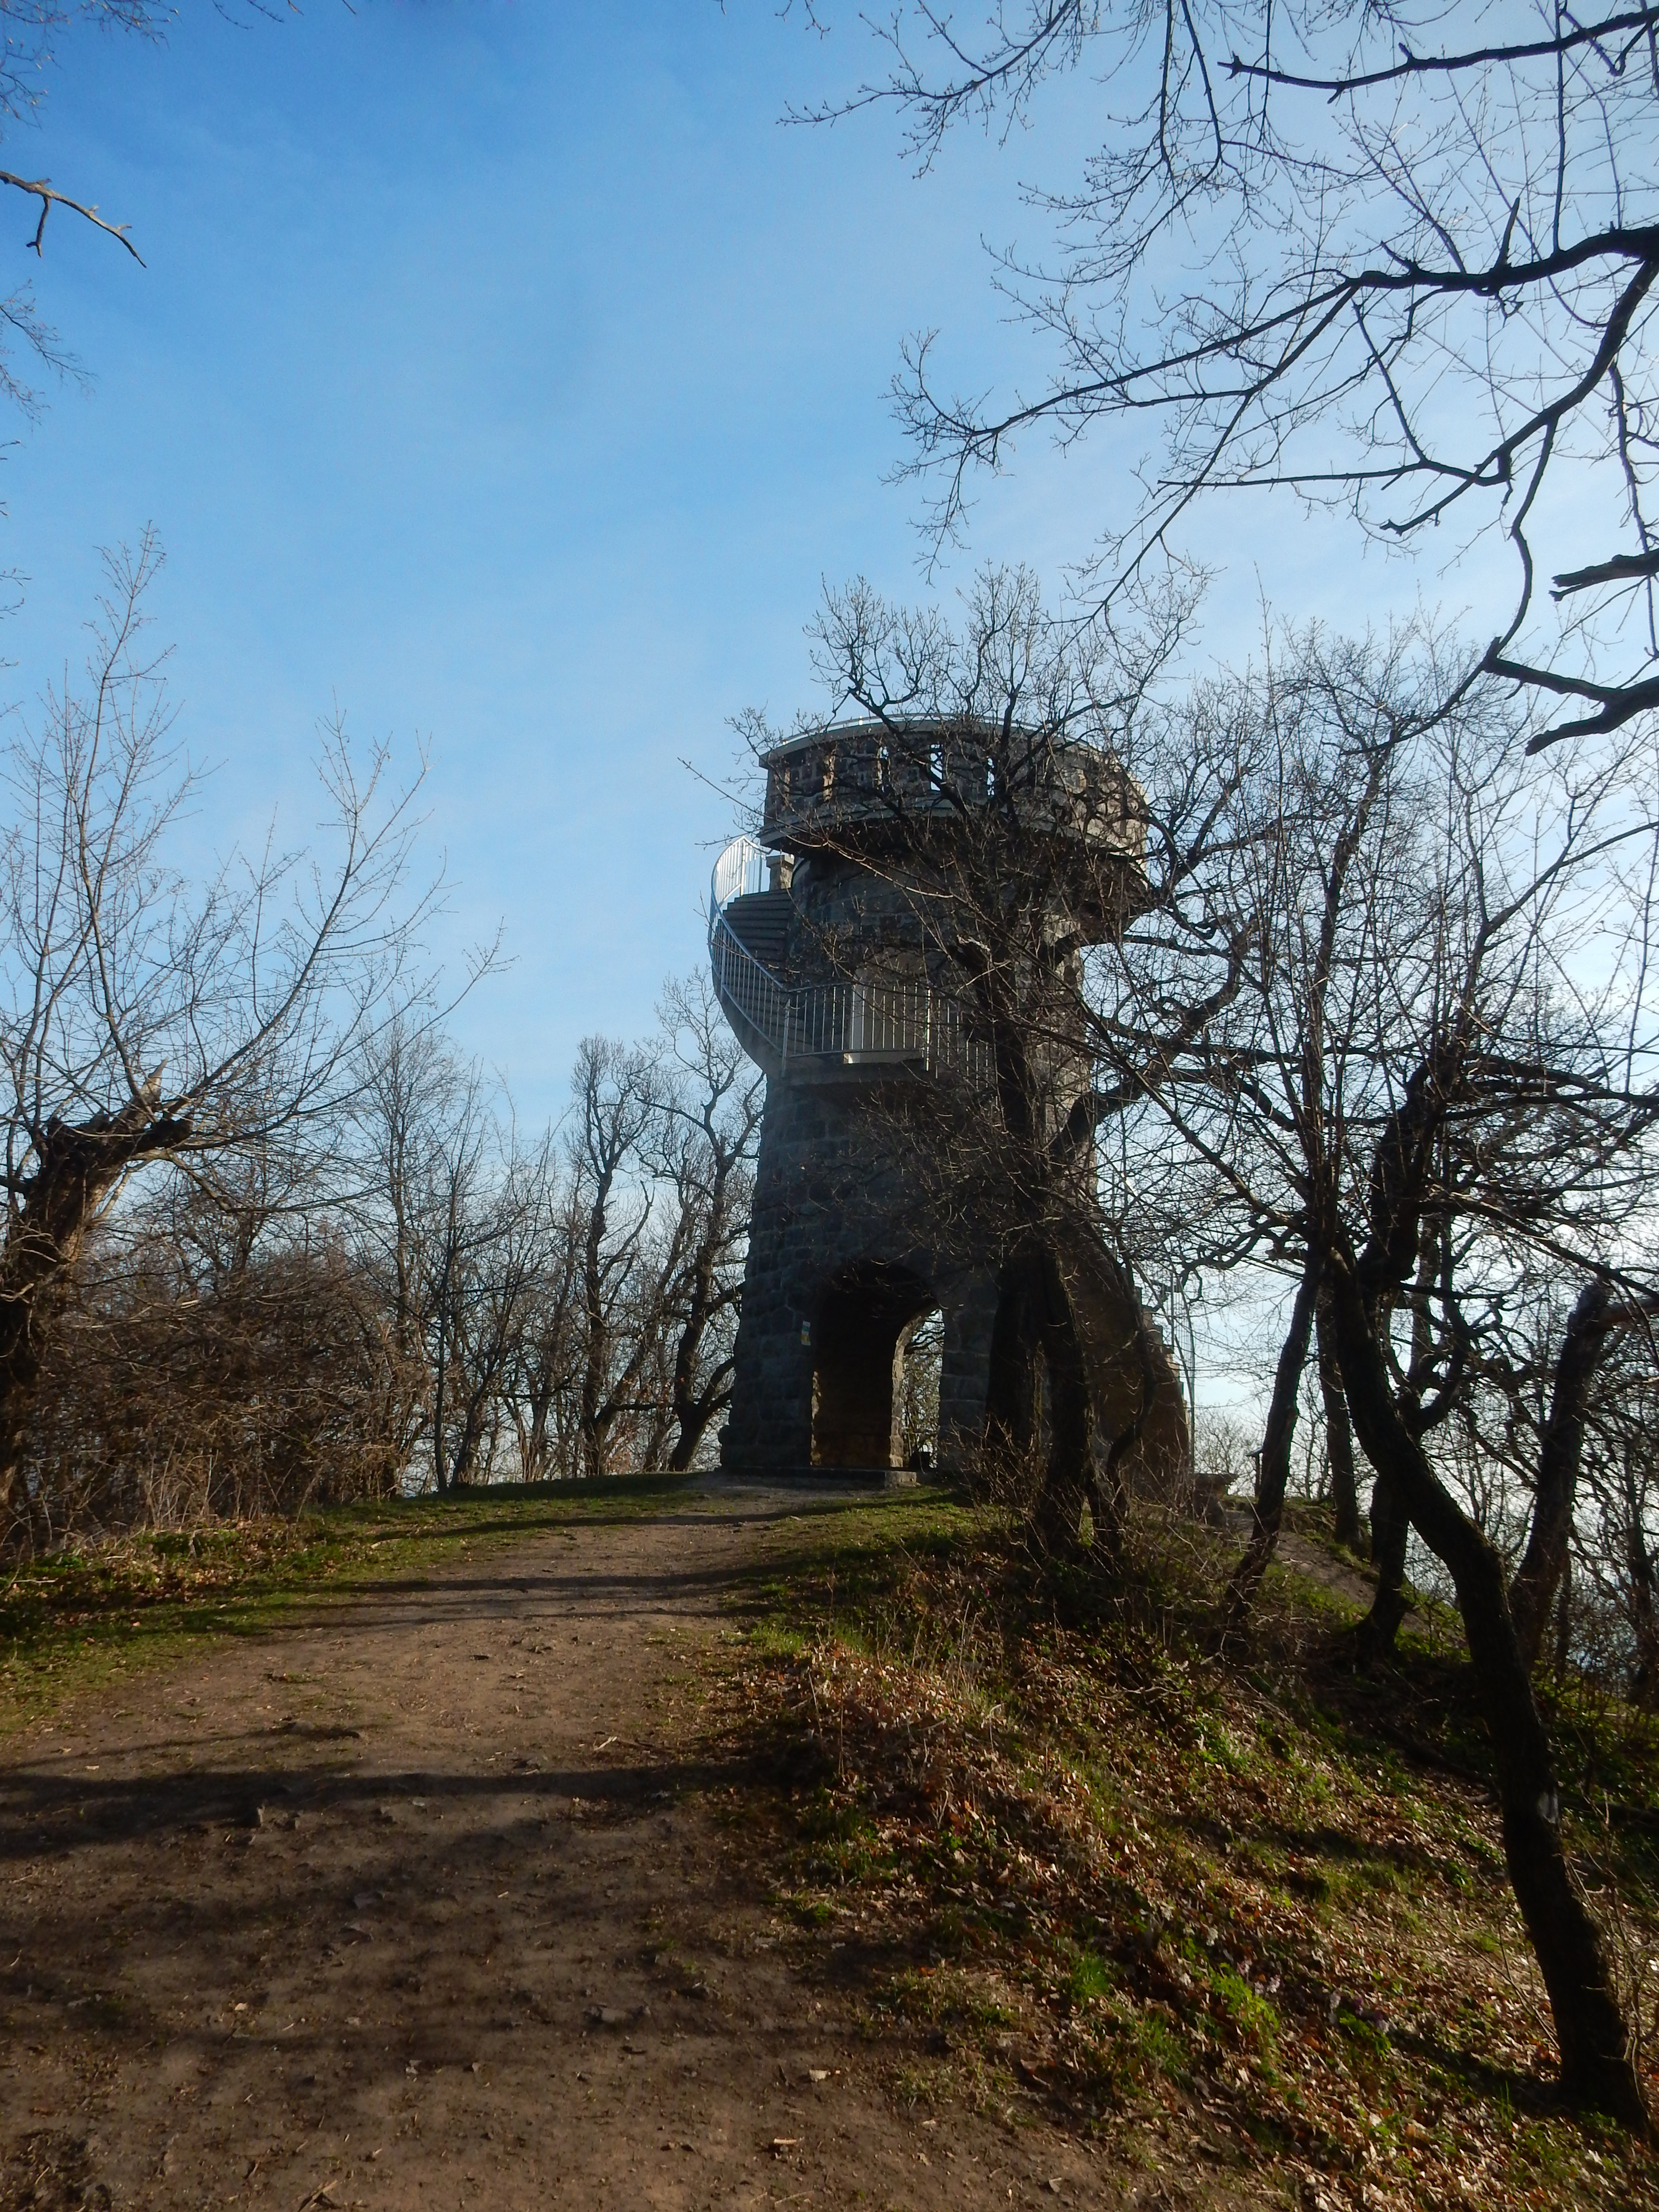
[712,718,1142,1084]
[760,716,1141,856]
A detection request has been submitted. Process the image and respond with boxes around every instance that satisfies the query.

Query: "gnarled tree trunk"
[1510,1280,1616,1671]
[1355,1466,1413,1662]
[0,1094,189,1537]
[1328,1261,1649,2131]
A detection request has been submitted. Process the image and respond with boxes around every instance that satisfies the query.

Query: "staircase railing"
[708,836,991,1082]
[711,834,769,909]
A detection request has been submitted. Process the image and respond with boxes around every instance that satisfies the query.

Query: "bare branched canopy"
[0,533,438,1515]
[806,0,1659,746]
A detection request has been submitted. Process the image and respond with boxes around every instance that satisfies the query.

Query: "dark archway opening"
[811,1261,935,1469]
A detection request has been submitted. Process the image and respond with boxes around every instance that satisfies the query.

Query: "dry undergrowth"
[725,1500,1659,2210]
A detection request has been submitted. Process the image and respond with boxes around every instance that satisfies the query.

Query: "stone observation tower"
[708,716,1186,1484]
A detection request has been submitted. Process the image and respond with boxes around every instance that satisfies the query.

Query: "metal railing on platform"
[708,836,990,1082]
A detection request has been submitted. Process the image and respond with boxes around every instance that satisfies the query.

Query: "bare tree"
[350,1030,556,1496]
[568,1035,665,1480]
[1322,1094,1656,2128]
[349,1012,474,1480]
[0,535,433,1534]
[1314,1293,1364,1550]
[500,1168,587,1483]
[1123,626,1659,2120]
[789,564,1659,2123]
[1572,1336,1659,1702]
[648,974,763,1472]
[421,1069,505,1495]
[804,0,1659,747]
[1216,673,1659,2126]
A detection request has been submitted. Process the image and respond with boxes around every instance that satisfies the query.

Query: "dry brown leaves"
[726,1543,1659,2212]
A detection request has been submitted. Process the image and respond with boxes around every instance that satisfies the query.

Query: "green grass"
[1066,1944,1118,2005]
[0,1471,693,1726]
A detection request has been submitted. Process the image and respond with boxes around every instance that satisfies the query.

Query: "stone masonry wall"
[720,1070,1000,1474]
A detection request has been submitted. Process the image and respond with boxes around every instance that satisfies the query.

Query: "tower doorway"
[810,1262,936,1469]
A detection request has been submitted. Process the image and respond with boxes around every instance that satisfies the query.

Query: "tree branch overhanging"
[0,168,143,264]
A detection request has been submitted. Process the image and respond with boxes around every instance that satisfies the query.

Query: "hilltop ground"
[0,1482,1652,2210]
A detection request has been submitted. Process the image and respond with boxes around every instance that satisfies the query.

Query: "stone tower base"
[721,1076,1186,1490]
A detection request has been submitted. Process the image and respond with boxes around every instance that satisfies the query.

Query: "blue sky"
[0,1,1454,1130]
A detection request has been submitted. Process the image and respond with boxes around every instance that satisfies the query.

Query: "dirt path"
[0,1488,1126,2211]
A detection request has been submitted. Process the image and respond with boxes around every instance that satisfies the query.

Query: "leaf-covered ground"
[7,1477,1655,2204]
[720,1493,1659,2210]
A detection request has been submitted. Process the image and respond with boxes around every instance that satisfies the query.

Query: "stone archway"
[810,1260,937,1470]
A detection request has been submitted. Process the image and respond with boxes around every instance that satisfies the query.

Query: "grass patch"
[1066,1945,1118,2006]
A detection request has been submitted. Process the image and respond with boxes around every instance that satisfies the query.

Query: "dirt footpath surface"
[0,1489,1136,2211]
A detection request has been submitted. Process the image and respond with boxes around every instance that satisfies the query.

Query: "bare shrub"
[18,1210,417,1548]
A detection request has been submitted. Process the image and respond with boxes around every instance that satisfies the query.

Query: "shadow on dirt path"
[0,1485,1150,2211]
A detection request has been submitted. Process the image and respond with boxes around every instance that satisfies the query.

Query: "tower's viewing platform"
[708,831,988,1085]
[759,716,1142,854]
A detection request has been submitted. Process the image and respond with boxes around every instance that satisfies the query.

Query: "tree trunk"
[1626,1447,1659,1708]
[577,1170,614,1483]
[1328,1263,1650,2130]
[430,1322,450,1496]
[0,1097,189,1536]
[1045,1225,1168,1569]
[1510,1279,1614,1671]
[1551,1558,1574,1685]
[985,1242,1104,1561]
[668,1388,727,1473]
[1354,1466,1412,1661]
[1316,1295,1363,1549]
[666,1237,733,1472]
[1034,1280,1095,1559]
[667,1345,735,1473]
[984,1252,1041,1487]
[1225,1253,1322,1628]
